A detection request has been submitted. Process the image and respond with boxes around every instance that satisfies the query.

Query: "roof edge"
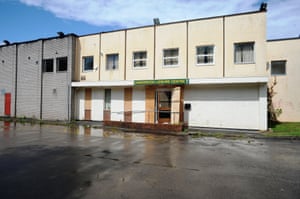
[0,33,78,48]
[267,37,300,42]
[80,10,266,37]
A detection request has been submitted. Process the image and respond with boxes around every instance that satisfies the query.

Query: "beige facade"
[75,35,100,81]
[72,9,271,130]
[126,27,155,80]
[224,12,267,77]
[74,11,267,82]
[188,18,223,78]
[267,38,300,122]
[155,22,187,79]
[100,31,126,81]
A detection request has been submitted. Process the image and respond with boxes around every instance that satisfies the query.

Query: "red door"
[4,93,11,116]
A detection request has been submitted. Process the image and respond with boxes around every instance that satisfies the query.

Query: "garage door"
[184,85,261,130]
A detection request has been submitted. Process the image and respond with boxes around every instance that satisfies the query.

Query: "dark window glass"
[83,56,94,71]
[42,59,54,72]
[104,89,111,110]
[56,57,68,72]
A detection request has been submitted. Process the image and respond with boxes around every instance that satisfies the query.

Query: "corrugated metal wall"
[42,37,74,120]
[0,45,16,117]
[0,35,76,121]
[16,41,42,119]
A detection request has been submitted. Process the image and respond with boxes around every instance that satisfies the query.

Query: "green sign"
[134,79,189,85]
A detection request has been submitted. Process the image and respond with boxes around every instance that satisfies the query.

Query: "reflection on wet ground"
[0,121,174,140]
[0,121,300,199]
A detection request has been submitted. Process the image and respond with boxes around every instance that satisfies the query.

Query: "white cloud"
[20,0,300,39]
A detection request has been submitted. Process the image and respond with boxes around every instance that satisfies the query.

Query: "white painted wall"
[259,84,268,130]
[91,88,104,121]
[111,88,124,121]
[132,87,145,123]
[184,85,266,130]
[75,88,85,120]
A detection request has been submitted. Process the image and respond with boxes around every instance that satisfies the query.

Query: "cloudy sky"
[0,0,299,43]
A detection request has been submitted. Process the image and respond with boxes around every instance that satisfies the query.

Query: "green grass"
[267,122,300,137]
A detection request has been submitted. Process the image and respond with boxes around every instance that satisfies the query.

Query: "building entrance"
[156,90,172,123]
[4,93,11,116]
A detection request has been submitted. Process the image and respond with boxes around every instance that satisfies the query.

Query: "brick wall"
[104,120,184,133]
[124,88,132,122]
[145,86,155,123]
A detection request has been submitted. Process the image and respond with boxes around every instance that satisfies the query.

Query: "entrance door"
[4,93,11,116]
[157,91,171,123]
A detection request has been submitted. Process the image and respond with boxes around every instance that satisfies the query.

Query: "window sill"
[234,62,255,65]
[132,66,148,70]
[82,70,95,73]
[162,65,179,68]
[271,74,286,76]
[196,63,215,66]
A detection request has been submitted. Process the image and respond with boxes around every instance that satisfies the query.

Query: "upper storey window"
[271,60,286,76]
[133,51,147,68]
[42,59,54,72]
[163,48,179,67]
[234,42,255,64]
[106,54,119,70]
[83,56,94,72]
[56,57,68,72]
[196,45,214,65]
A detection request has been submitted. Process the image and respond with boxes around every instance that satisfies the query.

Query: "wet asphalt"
[0,122,299,199]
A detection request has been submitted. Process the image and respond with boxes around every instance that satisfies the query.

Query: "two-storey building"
[2,4,298,131]
[72,9,268,130]
[0,34,77,120]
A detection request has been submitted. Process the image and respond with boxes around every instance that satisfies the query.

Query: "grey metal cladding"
[1,35,76,121]
[16,41,42,119]
[42,36,75,120]
[0,45,16,117]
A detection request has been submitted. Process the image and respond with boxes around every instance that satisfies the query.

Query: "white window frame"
[106,53,119,70]
[163,48,179,67]
[234,42,255,64]
[82,56,94,72]
[196,45,215,66]
[133,51,147,69]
